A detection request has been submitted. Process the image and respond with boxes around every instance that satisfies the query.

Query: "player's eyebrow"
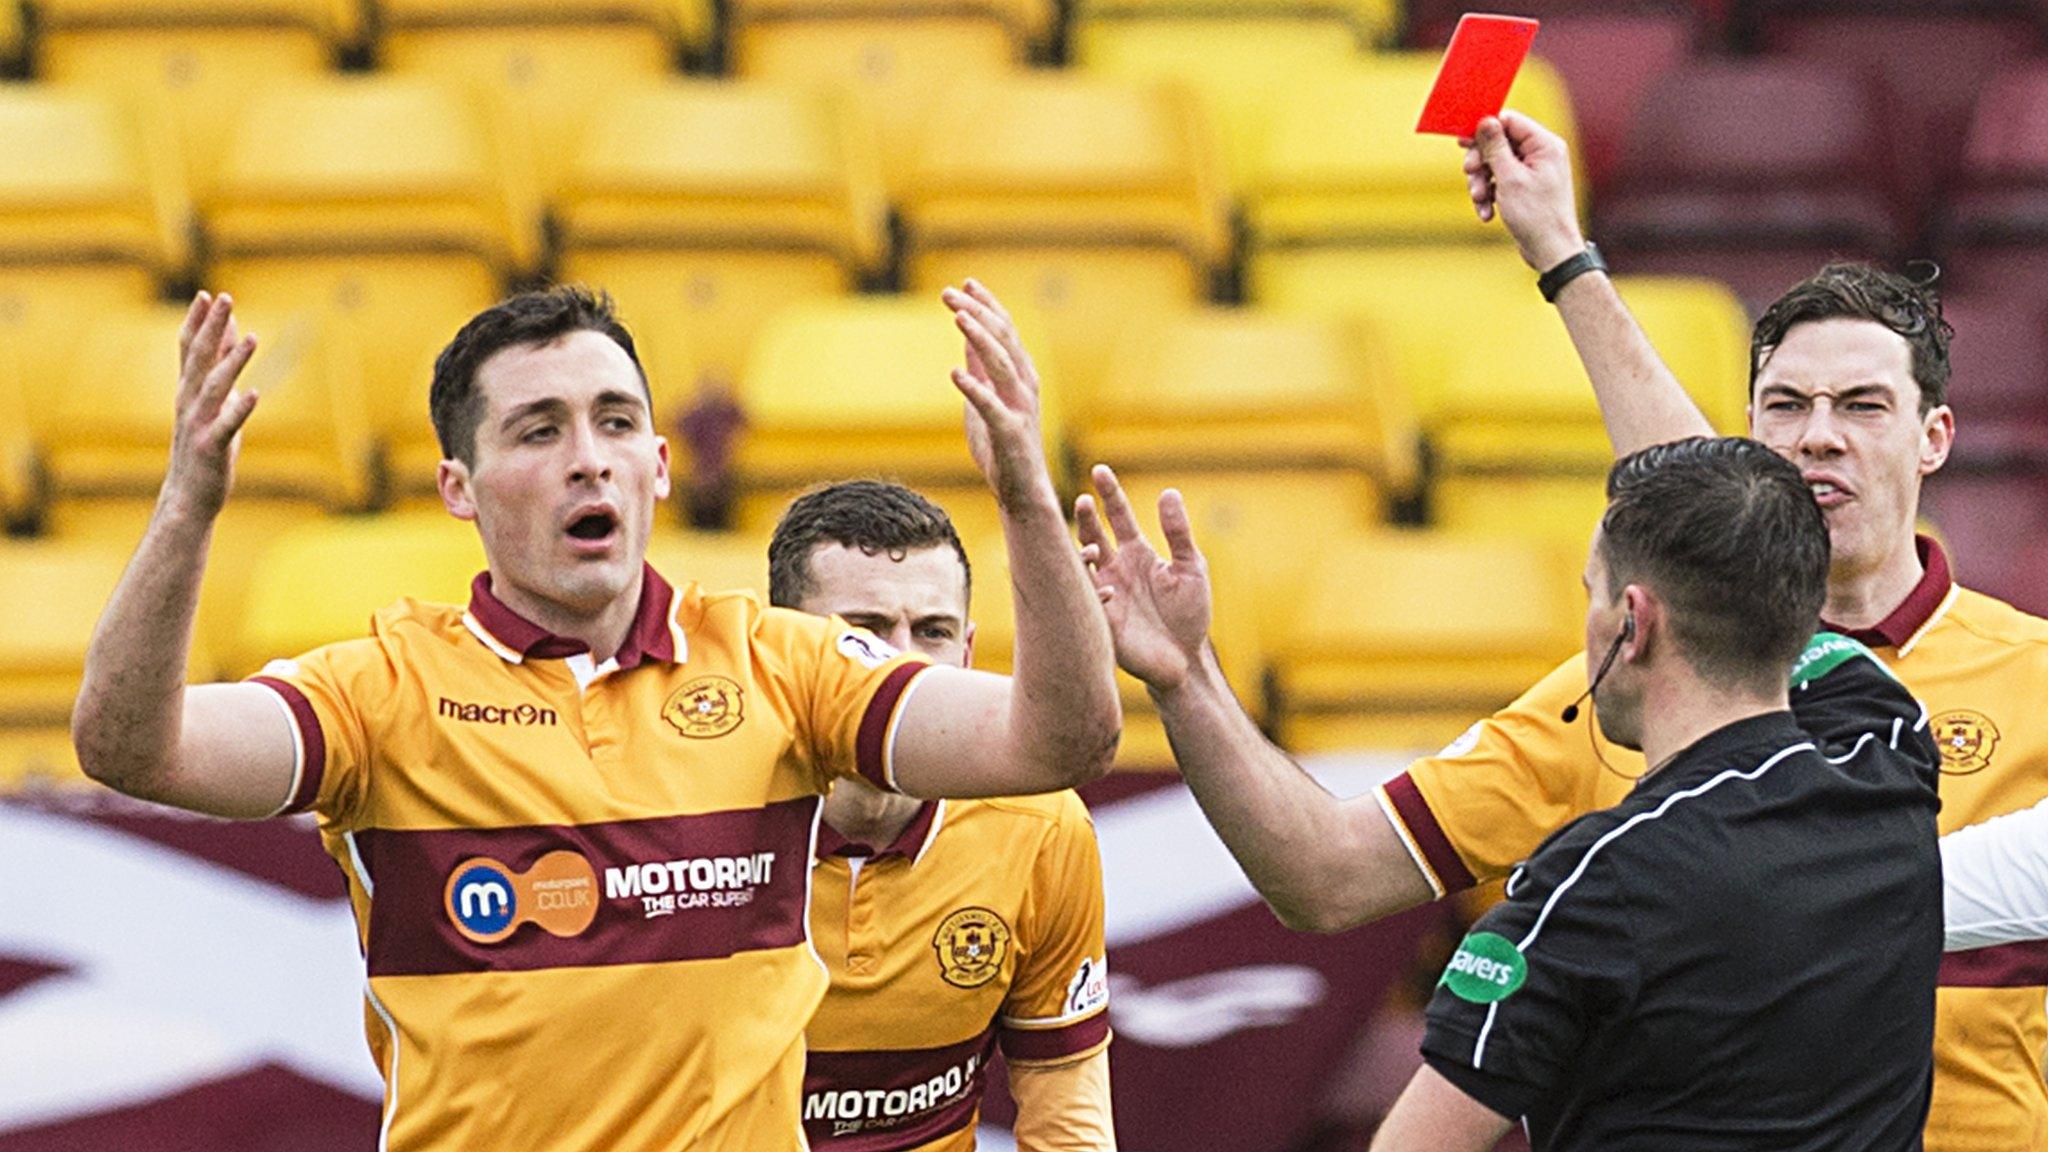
[498,396,569,430]
[1758,381,1899,401]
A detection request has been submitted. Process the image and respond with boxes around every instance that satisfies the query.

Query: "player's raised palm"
[1076,465,1212,693]
[166,291,260,521]
[942,281,1053,512]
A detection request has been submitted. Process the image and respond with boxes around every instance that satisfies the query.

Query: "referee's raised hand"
[1075,465,1212,694]
[166,291,260,522]
[1462,110,1585,273]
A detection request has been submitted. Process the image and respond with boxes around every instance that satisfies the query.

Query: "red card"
[1416,13,1541,138]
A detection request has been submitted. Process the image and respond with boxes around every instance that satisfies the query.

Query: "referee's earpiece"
[1561,612,1636,724]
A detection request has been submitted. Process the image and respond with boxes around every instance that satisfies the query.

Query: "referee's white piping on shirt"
[1472,740,1818,1069]
[1897,585,1959,659]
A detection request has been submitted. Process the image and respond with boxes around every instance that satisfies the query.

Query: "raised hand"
[165,292,259,522]
[1074,465,1213,693]
[941,281,1054,513]
[1460,110,1586,272]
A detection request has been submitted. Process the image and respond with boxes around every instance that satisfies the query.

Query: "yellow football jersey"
[803,791,1112,1151]
[1381,539,2048,1152]
[247,565,933,1152]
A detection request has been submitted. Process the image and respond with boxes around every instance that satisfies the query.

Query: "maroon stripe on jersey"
[802,1026,997,1151]
[1000,1012,1109,1064]
[1382,773,1476,894]
[248,677,326,816]
[855,663,929,792]
[358,795,820,977]
[1938,939,2048,988]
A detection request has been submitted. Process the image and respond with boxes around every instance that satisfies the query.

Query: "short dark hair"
[767,481,972,610]
[1600,437,1830,690]
[429,285,649,466]
[1751,262,1953,413]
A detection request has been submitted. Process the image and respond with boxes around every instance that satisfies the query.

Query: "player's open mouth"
[1804,473,1852,509]
[564,509,619,551]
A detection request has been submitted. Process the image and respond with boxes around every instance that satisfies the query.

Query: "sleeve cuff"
[248,675,326,817]
[1379,773,1477,896]
[1423,1050,1538,1123]
[999,1009,1111,1066]
[854,661,932,793]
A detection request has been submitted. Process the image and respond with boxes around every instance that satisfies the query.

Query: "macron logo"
[438,697,559,727]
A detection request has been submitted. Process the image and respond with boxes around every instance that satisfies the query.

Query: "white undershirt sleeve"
[1944,795,2048,951]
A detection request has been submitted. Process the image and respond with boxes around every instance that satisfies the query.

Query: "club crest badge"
[664,676,746,739]
[1932,709,2000,776]
[933,907,1012,988]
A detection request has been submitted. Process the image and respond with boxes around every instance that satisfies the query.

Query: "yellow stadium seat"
[1071,18,1357,193]
[32,305,376,512]
[1427,278,1748,548]
[899,76,1231,392]
[204,77,536,500]
[0,0,21,66]
[1248,243,1534,393]
[37,0,357,180]
[643,525,773,600]
[729,0,1053,185]
[555,79,888,412]
[0,540,145,726]
[1078,307,1422,642]
[382,0,712,59]
[30,306,375,661]
[382,30,677,197]
[227,511,486,675]
[0,340,36,529]
[1073,0,1395,46]
[0,86,190,392]
[1267,528,1583,750]
[1246,53,1578,247]
[728,296,1065,537]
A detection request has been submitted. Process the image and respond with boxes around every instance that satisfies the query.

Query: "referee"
[1371,438,1943,1152]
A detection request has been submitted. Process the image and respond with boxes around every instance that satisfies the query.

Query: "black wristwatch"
[1538,242,1607,303]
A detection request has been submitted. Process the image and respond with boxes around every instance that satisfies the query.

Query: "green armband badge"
[1788,631,1888,688]
[1440,931,1527,1004]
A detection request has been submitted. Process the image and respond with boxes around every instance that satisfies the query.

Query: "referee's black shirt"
[1421,634,1943,1152]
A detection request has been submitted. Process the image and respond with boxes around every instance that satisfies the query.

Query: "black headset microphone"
[1561,614,1635,724]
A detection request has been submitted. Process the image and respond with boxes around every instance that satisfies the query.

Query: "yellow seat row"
[0,506,1584,789]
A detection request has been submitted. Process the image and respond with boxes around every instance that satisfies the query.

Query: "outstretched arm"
[1463,110,1716,456]
[886,282,1122,798]
[1075,466,1433,931]
[73,293,301,819]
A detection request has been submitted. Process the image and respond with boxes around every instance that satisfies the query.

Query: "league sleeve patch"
[1437,721,1484,759]
[1439,931,1527,1004]
[259,658,301,679]
[837,630,901,670]
[1065,956,1110,1016]
[1788,631,1887,688]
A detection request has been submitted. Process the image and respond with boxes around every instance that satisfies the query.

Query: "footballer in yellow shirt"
[769,481,1115,1152]
[70,283,1122,1152]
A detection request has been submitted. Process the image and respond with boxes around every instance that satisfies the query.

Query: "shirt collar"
[816,801,943,865]
[1821,534,1953,651]
[1634,710,1808,799]
[463,563,684,669]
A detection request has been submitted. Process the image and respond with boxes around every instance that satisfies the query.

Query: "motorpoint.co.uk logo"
[443,850,600,945]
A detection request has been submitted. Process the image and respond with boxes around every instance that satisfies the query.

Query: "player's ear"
[652,435,672,502]
[1919,404,1954,477]
[439,457,478,522]
[960,621,977,669]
